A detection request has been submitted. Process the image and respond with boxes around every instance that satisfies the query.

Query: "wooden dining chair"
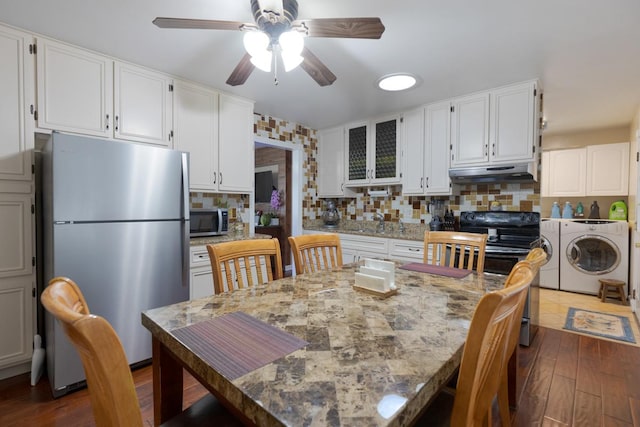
[525,246,548,268]
[288,233,343,274]
[424,231,489,273]
[207,238,283,294]
[415,261,534,426]
[41,276,241,427]
[496,247,548,426]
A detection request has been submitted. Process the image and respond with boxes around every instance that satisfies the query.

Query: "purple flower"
[270,189,283,211]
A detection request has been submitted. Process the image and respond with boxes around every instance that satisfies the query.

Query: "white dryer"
[559,220,629,295]
[540,219,561,289]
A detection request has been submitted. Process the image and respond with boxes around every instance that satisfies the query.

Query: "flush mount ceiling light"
[377,74,418,91]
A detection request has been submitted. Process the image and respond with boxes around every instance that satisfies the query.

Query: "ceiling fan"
[153,0,385,87]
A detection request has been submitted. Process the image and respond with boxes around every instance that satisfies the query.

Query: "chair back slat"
[289,234,343,275]
[424,231,488,273]
[207,238,283,294]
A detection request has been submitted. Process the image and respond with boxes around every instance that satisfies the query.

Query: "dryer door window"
[566,235,621,275]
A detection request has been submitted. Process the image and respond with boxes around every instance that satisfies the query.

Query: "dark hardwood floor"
[1,327,640,426]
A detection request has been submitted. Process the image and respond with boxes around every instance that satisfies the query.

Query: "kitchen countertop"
[304,219,428,242]
[190,231,272,246]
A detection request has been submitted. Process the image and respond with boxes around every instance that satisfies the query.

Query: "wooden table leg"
[152,337,183,426]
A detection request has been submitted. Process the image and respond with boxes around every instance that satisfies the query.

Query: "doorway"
[252,136,303,273]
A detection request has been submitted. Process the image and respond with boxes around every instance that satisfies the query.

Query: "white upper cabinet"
[36,38,174,146]
[540,151,550,197]
[547,148,587,197]
[546,143,629,197]
[217,94,254,193]
[36,37,113,137]
[451,81,537,167]
[113,62,173,146]
[402,102,451,196]
[450,92,490,166]
[586,142,629,196]
[490,82,536,163]
[0,24,34,182]
[317,126,354,197]
[345,114,401,186]
[424,101,452,194]
[174,84,253,193]
[401,108,425,195]
[172,79,218,191]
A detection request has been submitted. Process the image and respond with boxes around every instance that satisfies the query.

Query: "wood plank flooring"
[1,326,640,426]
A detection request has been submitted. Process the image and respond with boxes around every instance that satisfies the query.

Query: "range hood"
[449,162,536,184]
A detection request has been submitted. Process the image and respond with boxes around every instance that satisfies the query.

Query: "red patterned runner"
[399,262,472,278]
[173,312,308,380]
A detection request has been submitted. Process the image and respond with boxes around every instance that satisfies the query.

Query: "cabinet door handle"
[213,171,216,184]
[219,172,223,185]
[492,143,495,156]
[115,115,119,132]
[420,177,423,189]
[408,248,421,252]
[105,114,109,130]
[484,144,488,157]
[426,177,429,188]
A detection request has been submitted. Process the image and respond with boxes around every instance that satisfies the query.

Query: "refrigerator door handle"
[181,152,190,288]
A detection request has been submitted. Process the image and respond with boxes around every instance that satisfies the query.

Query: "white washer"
[540,219,561,289]
[559,220,629,295]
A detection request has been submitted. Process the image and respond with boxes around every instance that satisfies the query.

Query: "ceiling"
[1,0,639,136]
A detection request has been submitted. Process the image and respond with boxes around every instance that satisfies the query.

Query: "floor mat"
[564,307,636,344]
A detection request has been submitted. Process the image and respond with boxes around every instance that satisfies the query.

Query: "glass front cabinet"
[345,114,401,186]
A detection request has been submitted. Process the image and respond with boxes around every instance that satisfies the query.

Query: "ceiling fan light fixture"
[377,73,417,91]
[243,31,270,57]
[282,52,304,72]
[250,51,273,72]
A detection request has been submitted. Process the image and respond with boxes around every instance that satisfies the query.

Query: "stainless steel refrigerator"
[40,132,190,397]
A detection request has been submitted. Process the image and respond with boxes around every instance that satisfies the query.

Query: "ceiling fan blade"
[152,17,249,31]
[300,47,336,87]
[293,17,385,39]
[226,53,256,86]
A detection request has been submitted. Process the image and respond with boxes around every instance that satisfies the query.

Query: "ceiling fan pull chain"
[273,52,279,85]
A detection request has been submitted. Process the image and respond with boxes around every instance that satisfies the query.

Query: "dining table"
[141,261,507,426]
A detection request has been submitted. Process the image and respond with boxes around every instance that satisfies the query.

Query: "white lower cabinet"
[189,245,213,299]
[339,234,389,263]
[0,191,34,375]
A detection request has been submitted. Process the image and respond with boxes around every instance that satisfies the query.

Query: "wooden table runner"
[172,312,308,380]
[400,262,472,278]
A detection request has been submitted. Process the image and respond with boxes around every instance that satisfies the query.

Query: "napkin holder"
[354,259,397,297]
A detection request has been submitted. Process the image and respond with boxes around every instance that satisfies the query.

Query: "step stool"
[598,279,627,304]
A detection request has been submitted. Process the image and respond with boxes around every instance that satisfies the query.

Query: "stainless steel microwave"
[190,208,229,237]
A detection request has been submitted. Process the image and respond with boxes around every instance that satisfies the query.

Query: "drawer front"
[190,245,210,267]
[339,234,388,254]
[389,239,424,261]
